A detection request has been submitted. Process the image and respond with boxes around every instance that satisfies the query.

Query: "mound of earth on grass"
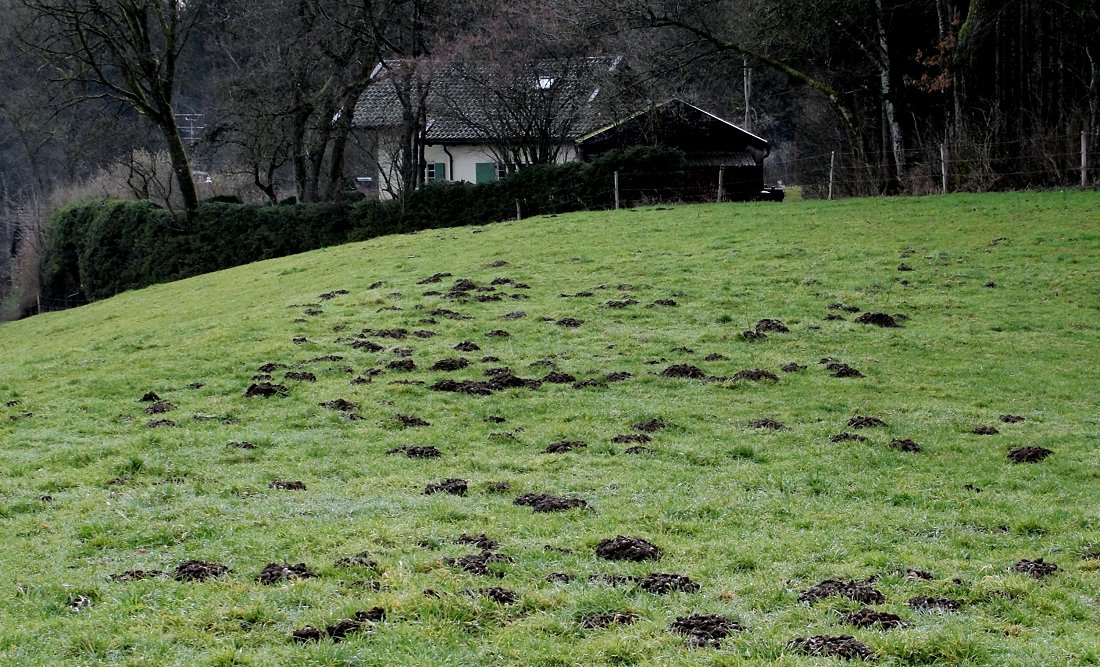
[660,364,709,380]
[430,358,469,372]
[972,425,999,435]
[269,480,306,490]
[147,419,175,428]
[633,418,668,432]
[1007,446,1052,463]
[637,572,699,594]
[596,536,662,562]
[334,551,377,569]
[749,418,786,430]
[319,398,358,412]
[890,438,922,452]
[257,562,316,584]
[394,414,431,427]
[582,612,639,629]
[424,478,467,495]
[542,371,576,384]
[669,614,743,646]
[612,433,651,444]
[855,312,901,327]
[731,369,780,382]
[456,533,498,550]
[143,400,176,414]
[245,382,288,398]
[513,493,587,512]
[799,579,885,604]
[1014,558,1057,578]
[112,569,164,582]
[755,318,789,333]
[830,432,867,443]
[544,440,587,453]
[386,445,442,458]
[843,608,907,629]
[446,551,512,576]
[787,635,875,661]
[1000,414,1025,423]
[848,415,887,428]
[908,596,960,612]
[175,560,229,582]
[781,362,807,372]
[292,608,385,643]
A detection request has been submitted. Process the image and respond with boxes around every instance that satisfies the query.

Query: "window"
[425,162,446,182]
[496,163,508,180]
[536,76,555,90]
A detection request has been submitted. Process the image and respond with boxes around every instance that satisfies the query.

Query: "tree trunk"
[876,0,905,188]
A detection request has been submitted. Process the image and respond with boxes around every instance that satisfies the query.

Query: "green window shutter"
[436,162,447,181]
[475,162,495,184]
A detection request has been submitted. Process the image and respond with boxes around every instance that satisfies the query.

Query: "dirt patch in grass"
[457,533,498,550]
[514,493,588,512]
[828,362,864,378]
[624,445,652,454]
[749,418,786,430]
[292,607,385,643]
[844,608,907,629]
[589,573,637,586]
[781,362,807,372]
[257,562,316,584]
[605,299,638,308]
[848,416,887,428]
[546,572,573,583]
[284,371,316,382]
[352,340,384,352]
[890,438,922,452]
[740,330,767,341]
[799,579,885,604]
[469,587,518,604]
[542,371,576,384]
[637,572,699,594]
[1014,558,1057,578]
[387,359,416,371]
[425,478,467,495]
[269,480,306,491]
[394,414,431,427]
[143,400,176,414]
[502,310,526,320]
[485,329,511,338]
[147,419,175,428]
[787,635,875,661]
[582,612,639,629]
[386,445,442,458]
[855,312,901,327]
[731,369,780,382]
[454,341,481,352]
[544,440,587,453]
[174,560,230,582]
[755,319,789,333]
[596,536,662,562]
[633,418,668,432]
[828,303,861,313]
[831,432,867,443]
[320,398,358,412]
[556,317,584,328]
[335,551,377,569]
[429,308,471,321]
[112,569,164,582]
[669,614,743,646]
[972,425,999,435]
[703,353,729,361]
[447,551,512,576]
[140,391,161,402]
[572,379,607,389]
[908,596,960,612]
[653,299,678,307]
[418,272,452,284]
[413,330,436,338]
[1000,414,1025,423]
[245,382,288,398]
[612,433,651,444]
[1008,446,1052,463]
[659,364,710,380]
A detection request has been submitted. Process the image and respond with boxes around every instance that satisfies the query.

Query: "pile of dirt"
[606,371,633,382]
[843,608,907,629]
[781,362,807,372]
[972,425,999,435]
[429,308,471,321]
[1000,414,1025,423]
[787,635,875,661]
[890,438,922,452]
[386,445,442,458]
[292,607,385,643]
[799,579,885,604]
[624,445,652,454]
[755,319,789,333]
[431,379,495,396]
[731,369,780,382]
[749,418,786,430]
[596,536,662,561]
[454,341,481,352]
[513,493,587,512]
[855,312,901,327]
[637,572,699,594]
[418,272,452,284]
[368,328,409,340]
[660,364,709,379]
[140,391,161,402]
[319,398,358,412]
[908,596,960,612]
[897,263,913,271]
[582,612,639,629]
[703,353,729,361]
[572,379,607,389]
[633,418,668,432]
[546,572,572,583]
[456,533,498,550]
[612,433,651,444]
[394,414,431,427]
[830,432,867,443]
[605,299,638,308]
[589,573,637,586]
[828,303,861,313]
[848,416,887,428]
[143,400,177,414]
[387,359,416,371]
[1007,446,1052,463]
[471,587,518,604]
[245,382,288,398]
[485,329,511,337]
[542,371,577,384]
[284,371,316,382]
[257,562,316,584]
[413,330,437,338]
[334,551,377,569]
[174,560,230,582]
[112,569,164,582]
[740,330,767,341]
[446,550,512,576]
[1013,558,1057,578]
[269,480,306,491]
[828,363,864,378]
[352,340,384,352]
[424,478,467,495]
[318,289,349,300]
[147,419,175,428]
[544,440,587,453]
[669,614,743,647]
[292,337,309,345]
[502,310,526,320]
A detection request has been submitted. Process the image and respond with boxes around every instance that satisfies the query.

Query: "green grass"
[1,191,1098,666]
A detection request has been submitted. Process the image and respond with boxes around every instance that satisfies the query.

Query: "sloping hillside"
[1,192,1098,666]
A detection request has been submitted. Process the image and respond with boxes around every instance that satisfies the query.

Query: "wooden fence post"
[940,143,947,194]
[614,171,620,210]
[515,199,521,221]
[717,165,725,203]
[1082,131,1088,187]
[828,151,835,200]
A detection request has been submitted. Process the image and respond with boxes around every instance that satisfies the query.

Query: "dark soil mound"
[394,414,431,428]
[1014,558,1057,578]
[848,416,887,428]
[612,433,652,444]
[799,579,884,604]
[370,328,409,339]
[292,336,309,345]
[269,480,306,491]
[304,354,345,363]
[740,330,766,341]
[257,562,316,584]
[485,329,511,337]
[1000,414,1025,423]
[890,438,922,452]
[605,299,638,308]
[855,312,901,327]
[542,371,577,384]
[633,418,668,432]
[112,569,164,582]
[454,341,481,352]
[897,263,913,271]
[787,635,875,661]
[637,572,699,594]
[386,445,442,458]
[755,318,789,333]
[749,418,786,430]
[413,330,437,338]
[829,363,864,378]
[448,278,479,293]
[732,368,780,382]
[844,608,907,629]
[582,612,639,629]
[513,493,587,512]
[143,400,177,414]
[502,310,526,320]
[425,478,467,495]
[828,303,861,313]
[174,560,229,582]
[660,364,708,379]
[1008,446,1052,463]
[147,419,175,428]
[669,614,743,646]
[140,391,161,402]
[475,587,518,604]
[293,607,385,643]
[546,572,572,583]
[257,362,289,373]
[606,372,633,383]
[431,379,493,396]
[589,573,637,586]
[654,299,678,307]
[290,626,324,643]
[320,398,358,412]
[418,272,452,284]
[972,425,999,435]
[781,362,807,372]
[831,432,868,443]
[335,551,378,569]
[318,289,349,300]
[544,440,587,453]
[386,359,416,371]
[352,340,384,352]
[596,536,662,562]
[245,382,288,398]
[447,550,512,576]
[490,277,514,285]
[556,317,584,328]
[284,371,316,382]
[429,308,471,320]
[825,313,846,321]
[456,533,498,550]
[908,595,960,612]
[703,353,729,361]
[624,445,652,454]
[227,441,256,450]
[485,416,507,424]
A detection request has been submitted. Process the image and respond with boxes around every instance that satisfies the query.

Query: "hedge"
[39,146,686,305]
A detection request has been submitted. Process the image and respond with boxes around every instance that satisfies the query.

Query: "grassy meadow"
[0,191,1098,666]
